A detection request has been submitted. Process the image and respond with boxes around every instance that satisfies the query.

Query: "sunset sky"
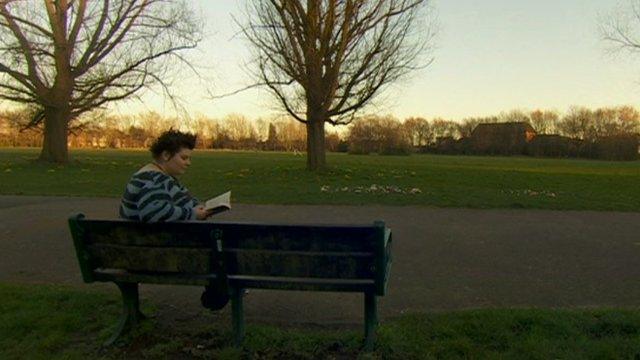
[118,0,640,122]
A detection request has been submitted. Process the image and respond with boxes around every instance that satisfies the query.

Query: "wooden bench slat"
[93,269,217,286]
[229,251,374,279]
[88,246,376,279]
[81,220,380,251]
[229,275,375,292]
[88,244,212,274]
[221,225,377,252]
[224,248,374,258]
[92,270,375,292]
[85,222,210,247]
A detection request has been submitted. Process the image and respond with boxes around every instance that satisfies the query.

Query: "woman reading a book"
[119,129,228,310]
[119,129,212,222]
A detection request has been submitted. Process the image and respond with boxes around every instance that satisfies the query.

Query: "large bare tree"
[0,0,201,163]
[242,0,435,170]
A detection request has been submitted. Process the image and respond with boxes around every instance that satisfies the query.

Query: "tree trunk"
[306,113,326,171]
[39,106,70,163]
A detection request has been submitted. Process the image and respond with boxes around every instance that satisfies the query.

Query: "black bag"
[200,285,229,310]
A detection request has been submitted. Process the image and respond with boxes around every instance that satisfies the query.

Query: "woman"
[119,130,227,310]
[119,129,211,222]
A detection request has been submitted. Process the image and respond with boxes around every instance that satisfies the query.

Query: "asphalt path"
[1,195,639,326]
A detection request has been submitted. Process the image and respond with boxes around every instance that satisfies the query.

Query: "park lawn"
[1,282,639,359]
[0,147,639,211]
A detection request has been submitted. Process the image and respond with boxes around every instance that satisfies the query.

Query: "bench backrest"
[68,214,392,295]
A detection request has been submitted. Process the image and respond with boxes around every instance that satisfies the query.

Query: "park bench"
[68,213,392,350]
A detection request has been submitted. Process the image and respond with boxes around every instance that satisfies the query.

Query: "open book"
[204,191,231,215]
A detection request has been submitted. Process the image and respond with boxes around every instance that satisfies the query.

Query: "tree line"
[346,106,640,159]
[2,105,638,157]
[0,109,341,151]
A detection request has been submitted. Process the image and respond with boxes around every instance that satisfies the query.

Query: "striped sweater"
[119,171,199,222]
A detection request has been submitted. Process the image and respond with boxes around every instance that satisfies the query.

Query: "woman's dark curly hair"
[150,130,197,159]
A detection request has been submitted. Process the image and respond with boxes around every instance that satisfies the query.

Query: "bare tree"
[499,109,530,124]
[430,118,457,139]
[0,0,201,163]
[593,105,640,136]
[242,0,436,170]
[557,106,594,140]
[274,117,307,151]
[529,109,558,135]
[403,116,431,146]
[615,105,640,134]
[223,113,258,141]
[348,115,411,154]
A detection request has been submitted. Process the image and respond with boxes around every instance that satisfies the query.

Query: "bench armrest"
[68,213,95,283]
[374,221,392,296]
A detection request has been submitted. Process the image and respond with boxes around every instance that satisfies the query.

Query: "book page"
[205,191,231,211]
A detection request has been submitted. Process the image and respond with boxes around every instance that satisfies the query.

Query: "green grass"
[1,282,639,359]
[1,147,639,211]
[0,282,117,359]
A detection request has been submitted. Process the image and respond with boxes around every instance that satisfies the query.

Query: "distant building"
[593,134,639,161]
[526,134,577,158]
[434,136,457,154]
[470,122,536,155]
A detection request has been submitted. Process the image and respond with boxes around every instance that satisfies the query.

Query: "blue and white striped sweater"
[119,171,199,222]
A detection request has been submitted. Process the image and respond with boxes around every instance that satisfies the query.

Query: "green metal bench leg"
[364,292,378,352]
[104,282,145,346]
[231,287,245,347]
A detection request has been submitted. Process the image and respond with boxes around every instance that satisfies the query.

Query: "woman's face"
[161,147,192,177]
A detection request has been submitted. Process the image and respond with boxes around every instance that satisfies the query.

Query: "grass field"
[0,147,639,211]
[1,282,639,359]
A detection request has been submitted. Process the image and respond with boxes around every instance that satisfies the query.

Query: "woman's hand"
[194,205,209,220]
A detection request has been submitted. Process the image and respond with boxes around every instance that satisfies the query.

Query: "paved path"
[1,195,639,325]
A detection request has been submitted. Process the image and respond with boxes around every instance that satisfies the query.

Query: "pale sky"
[115,0,640,122]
